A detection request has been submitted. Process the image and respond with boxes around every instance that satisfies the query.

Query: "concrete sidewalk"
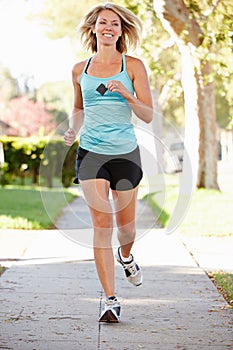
[0,195,233,349]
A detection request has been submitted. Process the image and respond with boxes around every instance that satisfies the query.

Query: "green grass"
[145,175,233,237]
[0,185,77,229]
[144,191,170,226]
[179,189,233,237]
[209,272,233,306]
[0,265,6,276]
[145,172,233,304]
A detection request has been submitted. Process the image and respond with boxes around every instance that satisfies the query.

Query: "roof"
[0,120,10,128]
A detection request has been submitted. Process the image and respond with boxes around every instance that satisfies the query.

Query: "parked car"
[164,141,184,173]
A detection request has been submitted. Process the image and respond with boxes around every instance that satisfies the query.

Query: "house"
[0,120,10,135]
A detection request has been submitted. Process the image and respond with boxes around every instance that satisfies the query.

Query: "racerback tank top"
[79,54,137,155]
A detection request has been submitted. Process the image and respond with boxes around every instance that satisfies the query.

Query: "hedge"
[0,136,78,188]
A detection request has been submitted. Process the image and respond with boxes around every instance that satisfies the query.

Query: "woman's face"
[94,10,122,48]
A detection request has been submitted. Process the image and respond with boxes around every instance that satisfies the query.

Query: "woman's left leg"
[112,186,142,286]
[112,186,138,259]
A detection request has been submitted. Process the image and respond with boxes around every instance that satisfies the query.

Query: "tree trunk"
[196,61,219,189]
[152,88,164,173]
[178,43,199,191]
[154,0,220,189]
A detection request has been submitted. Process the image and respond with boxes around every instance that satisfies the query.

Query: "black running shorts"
[73,146,143,191]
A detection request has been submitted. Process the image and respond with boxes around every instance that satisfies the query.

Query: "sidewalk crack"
[97,290,104,349]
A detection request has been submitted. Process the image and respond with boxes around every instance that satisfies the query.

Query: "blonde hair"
[79,2,142,53]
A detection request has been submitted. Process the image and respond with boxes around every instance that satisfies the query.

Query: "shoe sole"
[135,282,142,287]
[99,309,120,323]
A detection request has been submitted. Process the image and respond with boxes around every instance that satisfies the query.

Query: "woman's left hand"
[107,80,124,94]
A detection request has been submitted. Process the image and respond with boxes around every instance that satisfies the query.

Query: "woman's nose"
[105,23,113,30]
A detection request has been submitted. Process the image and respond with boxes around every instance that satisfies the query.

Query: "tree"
[122,0,233,188]
[32,0,98,40]
[36,81,73,134]
[0,67,20,100]
[33,0,233,188]
[0,67,58,137]
[153,0,231,189]
[3,97,56,137]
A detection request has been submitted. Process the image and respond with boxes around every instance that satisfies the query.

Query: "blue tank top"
[79,54,137,155]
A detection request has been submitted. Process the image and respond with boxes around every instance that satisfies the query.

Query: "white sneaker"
[98,296,121,323]
[115,247,143,287]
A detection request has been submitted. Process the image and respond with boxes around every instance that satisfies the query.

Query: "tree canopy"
[33,0,233,130]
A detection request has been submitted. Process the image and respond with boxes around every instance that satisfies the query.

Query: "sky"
[0,0,75,87]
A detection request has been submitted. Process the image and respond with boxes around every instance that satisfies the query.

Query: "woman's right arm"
[64,63,84,147]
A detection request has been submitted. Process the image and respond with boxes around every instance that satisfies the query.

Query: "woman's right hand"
[64,128,76,146]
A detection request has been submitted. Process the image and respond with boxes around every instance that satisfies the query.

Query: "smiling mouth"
[103,34,113,37]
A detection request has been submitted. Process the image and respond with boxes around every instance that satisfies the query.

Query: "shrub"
[0,136,78,187]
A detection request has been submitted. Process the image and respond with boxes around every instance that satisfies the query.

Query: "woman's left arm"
[107,57,153,123]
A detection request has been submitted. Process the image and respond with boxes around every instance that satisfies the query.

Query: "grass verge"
[145,173,233,304]
[145,175,233,237]
[0,185,77,229]
[209,272,233,306]
[0,265,6,276]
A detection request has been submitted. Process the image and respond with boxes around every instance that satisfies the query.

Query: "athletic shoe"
[115,247,143,286]
[98,296,121,323]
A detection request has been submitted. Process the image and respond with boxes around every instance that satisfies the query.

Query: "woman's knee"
[92,210,113,229]
[93,224,113,248]
[118,223,136,237]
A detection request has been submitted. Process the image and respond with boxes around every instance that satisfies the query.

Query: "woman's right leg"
[79,179,115,298]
